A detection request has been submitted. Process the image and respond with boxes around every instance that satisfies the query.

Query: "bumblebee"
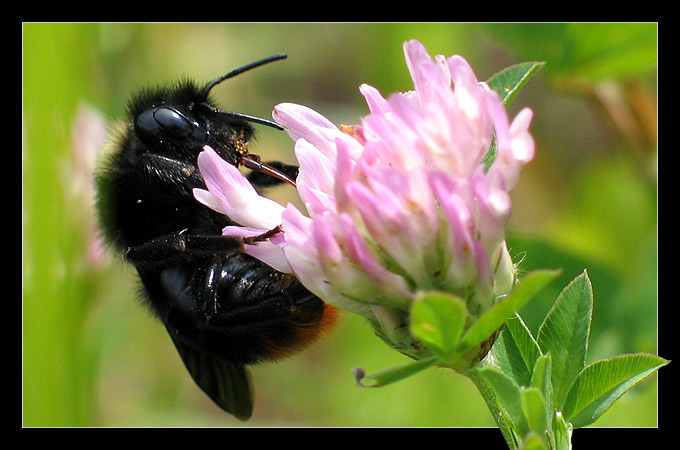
[95,55,335,420]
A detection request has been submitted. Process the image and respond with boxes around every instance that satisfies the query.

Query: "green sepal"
[410,291,467,357]
[352,356,439,388]
[459,270,560,353]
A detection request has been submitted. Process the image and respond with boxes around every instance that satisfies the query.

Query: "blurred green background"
[23,23,658,427]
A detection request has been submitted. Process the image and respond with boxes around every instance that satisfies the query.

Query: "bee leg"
[245,160,299,189]
[138,153,203,196]
[125,230,243,266]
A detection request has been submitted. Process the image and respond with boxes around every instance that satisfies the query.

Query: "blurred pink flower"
[70,102,110,268]
[194,40,535,352]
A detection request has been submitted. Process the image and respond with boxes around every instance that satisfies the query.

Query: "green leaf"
[467,368,519,448]
[526,357,553,443]
[483,61,544,170]
[519,432,549,450]
[537,270,593,409]
[478,366,530,438]
[530,353,553,402]
[562,353,669,428]
[460,270,560,353]
[491,314,541,388]
[552,412,573,450]
[521,386,548,435]
[487,61,545,106]
[353,356,439,388]
[411,291,467,356]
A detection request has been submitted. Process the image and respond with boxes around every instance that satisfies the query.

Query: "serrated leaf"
[562,353,669,428]
[487,61,545,106]
[537,270,593,409]
[411,291,467,356]
[460,270,560,353]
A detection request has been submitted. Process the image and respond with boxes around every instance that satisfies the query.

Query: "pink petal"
[221,225,266,238]
[431,176,480,288]
[193,188,223,213]
[342,216,413,303]
[220,227,292,274]
[403,40,451,105]
[294,138,336,194]
[243,240,292,274]
[273,103,341,157]
[510,108,535,164]
[195,145,284,229]
[333,134,358,213]
[485,92,535,191]
[359,83,390,115]
[297,182,336,217]
[470,168,510,254]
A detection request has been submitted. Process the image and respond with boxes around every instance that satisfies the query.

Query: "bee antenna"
[213,108,284,131]
[200,54,287,98]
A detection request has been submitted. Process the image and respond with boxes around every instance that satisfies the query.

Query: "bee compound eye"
[153,107,194,138]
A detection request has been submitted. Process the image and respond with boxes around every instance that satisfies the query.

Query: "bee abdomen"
[198,253,335,363]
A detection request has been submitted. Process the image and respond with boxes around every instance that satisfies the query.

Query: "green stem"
[465,367,518,449]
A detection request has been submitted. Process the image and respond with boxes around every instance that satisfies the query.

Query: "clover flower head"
[193,40,535,359]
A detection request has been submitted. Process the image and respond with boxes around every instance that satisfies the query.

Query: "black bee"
[95,55,335,420]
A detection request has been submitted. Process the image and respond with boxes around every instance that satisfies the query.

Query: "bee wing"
[167,328,254,420]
